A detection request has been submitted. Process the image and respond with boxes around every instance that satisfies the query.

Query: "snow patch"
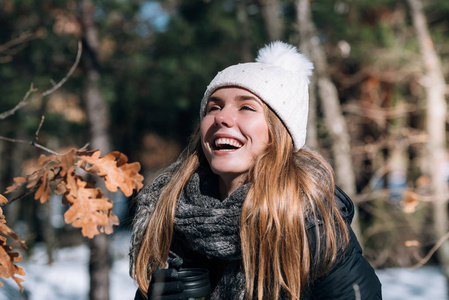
[376,266,447,300]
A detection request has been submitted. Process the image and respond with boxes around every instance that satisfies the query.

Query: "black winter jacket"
[303,186,382,299]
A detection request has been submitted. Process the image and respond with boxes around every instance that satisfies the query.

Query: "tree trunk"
[305,75,319,149]
[236,0,253,62]
[407,0,449,279]
[78,1,112,300]
[387,101,408,204]
[296,2,320,150]
[296,0,361,239]
[258,0,283,41]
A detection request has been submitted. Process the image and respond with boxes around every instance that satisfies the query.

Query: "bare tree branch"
[0,40,82,120]
[0,84,38,120]
[34,115,45,141]
[1,186,39,207]
[0,115,59,155]
[41,40,82,97]
[411,232,449,269]
[0,31,40,63]
[342,102,418,121]
[0,41,83,155]
[0,135,59,155]
[0,32,36,54]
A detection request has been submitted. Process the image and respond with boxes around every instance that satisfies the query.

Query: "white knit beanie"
[200,41,313,151]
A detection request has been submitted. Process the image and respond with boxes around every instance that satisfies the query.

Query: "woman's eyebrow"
[208,94,262,104]
[236,95,258,101]
[236,95,264,106]
[208,96,222,102]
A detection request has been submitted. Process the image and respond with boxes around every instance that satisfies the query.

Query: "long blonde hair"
[133,107,349,299]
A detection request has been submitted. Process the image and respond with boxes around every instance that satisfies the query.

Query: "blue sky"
[140,1,170,32]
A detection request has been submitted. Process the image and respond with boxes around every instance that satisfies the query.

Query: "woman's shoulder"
[135,160,182,202]
[305,186,355,230]
[310,227,382,299]
[129,162,180,219]
[334,186,355,224]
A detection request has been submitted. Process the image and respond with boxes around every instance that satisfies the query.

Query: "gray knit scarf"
[129,164,249,299]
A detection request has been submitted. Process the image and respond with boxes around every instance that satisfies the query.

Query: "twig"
[59,143,91,156]
[411,231,449,269]
[32,142,60,155]
[0,114,58,155]
[0,136,59,155]
[0,187,38,208]
[34,115,45,142]
[78,143,90,151]
[41,40,82,97]
[351,163,390,204]
[0,84,38,120]
[0,129,90,156]
[0,40,82,120]
[0,32,36,53]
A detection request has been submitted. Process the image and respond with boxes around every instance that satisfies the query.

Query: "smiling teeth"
[215,138,243,148]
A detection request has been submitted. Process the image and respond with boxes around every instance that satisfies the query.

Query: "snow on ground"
[376,266,447,300]
[0,231,137,300]
[0,231,447,300]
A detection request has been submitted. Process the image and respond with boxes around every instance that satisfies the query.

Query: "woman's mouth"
[214,138,243,151]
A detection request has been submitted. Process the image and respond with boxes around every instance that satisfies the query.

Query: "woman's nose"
[214,108,235,127]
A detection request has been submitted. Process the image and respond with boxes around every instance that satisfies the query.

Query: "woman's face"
[200,87,269,185]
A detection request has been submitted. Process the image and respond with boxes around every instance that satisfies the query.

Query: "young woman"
[130,41,382,300]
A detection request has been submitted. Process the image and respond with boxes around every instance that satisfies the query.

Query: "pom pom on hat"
[200,41,313,151]
[256,41,313,83]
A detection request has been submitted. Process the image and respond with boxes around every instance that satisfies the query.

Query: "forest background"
[1,0,449,299]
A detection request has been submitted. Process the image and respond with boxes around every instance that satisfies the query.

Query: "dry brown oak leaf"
[5,153,63,204]
[401,190,420,213]
[77,150,144,197]
[54,154,120,238]
[0,194,26,290]
[62,179,118,239]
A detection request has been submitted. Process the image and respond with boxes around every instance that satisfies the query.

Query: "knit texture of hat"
[200,41,313,150]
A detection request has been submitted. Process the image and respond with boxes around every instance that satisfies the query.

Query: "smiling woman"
[129,41,382,300]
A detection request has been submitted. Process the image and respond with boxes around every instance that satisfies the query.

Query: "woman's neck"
[218,174,246,200]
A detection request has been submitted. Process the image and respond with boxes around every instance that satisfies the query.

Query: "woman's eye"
[207,106,220,113]
[241,105,256,112]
